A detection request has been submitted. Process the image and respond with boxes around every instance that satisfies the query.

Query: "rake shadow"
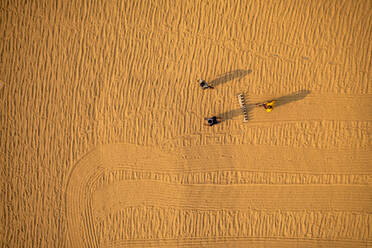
[210,69,251,87]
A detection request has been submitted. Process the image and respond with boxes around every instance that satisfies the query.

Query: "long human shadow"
[210,69,251,87]
[218,105,254,122]
[218,90,310,122]
[273,90,311,107]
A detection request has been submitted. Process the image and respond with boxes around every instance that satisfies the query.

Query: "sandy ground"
[1,0,371,247]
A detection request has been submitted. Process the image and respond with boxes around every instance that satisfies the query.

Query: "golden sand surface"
[1,0,371,247]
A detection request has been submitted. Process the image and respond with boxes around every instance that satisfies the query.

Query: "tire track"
[65,144,372,247]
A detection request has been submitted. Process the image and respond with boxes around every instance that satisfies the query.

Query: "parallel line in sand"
[93,181,371,216]
[65,147,103,248]
[103,144,372,173]
[66,144,372,247]
[95,206,371,244]
[95,169,372,187]
[106,238,371,248]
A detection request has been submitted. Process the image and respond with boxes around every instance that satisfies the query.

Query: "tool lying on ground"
[238,93,249,122]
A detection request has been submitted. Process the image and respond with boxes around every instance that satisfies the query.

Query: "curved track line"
[65,146,105,248]
[65,144,372,247]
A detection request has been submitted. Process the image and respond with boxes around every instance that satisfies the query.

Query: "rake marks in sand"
[65,144,372,247]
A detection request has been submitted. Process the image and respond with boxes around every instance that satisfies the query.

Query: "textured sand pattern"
[66,145,371,247]
[1,0,372,247]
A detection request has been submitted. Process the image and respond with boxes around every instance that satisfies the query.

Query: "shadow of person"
[274,90,311,107]
[218,104,254,122]
[210,69,252,87]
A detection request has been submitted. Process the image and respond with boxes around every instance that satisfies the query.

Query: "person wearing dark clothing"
[199,79,214,90]
[204,116,221,126]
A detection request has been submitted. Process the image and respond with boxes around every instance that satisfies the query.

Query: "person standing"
[198,79,214,90]
[204,116,221,126]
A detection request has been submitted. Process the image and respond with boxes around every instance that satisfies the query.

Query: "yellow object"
[265,100,275,112]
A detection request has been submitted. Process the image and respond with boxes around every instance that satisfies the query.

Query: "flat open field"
[1,0,371,247]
